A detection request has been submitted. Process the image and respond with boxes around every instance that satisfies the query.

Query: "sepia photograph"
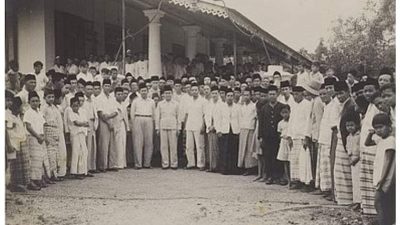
[4,0,396,224]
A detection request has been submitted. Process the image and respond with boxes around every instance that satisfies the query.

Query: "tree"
[319,0,395,78]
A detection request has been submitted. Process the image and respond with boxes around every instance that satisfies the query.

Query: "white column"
[17,0,55,72]
[213,38,226,66]
[183,25,201,60]
[143,9,165,77]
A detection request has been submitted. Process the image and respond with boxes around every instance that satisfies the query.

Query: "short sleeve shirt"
[373,136,395,189]
[23,107,45,135]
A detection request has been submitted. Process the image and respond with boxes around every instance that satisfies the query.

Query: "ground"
[6,169,364,225]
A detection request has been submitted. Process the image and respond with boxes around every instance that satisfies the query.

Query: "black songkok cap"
[163,85,173,92]
[280,80,290,88]
[74,92,84,98]
[25,74,36,81]
[324,77,336,86]
[352,82,364,93]
[138,82,147,90]
[114,87,124,93]
[28,91,39,101]
[267,85,278,92]
[93,81,101,87]
[334,81,349,92]
[102,79,111,85]
[259,88,268,94]
[210,86,219,92]
[364,78,379,88]
[292,86,305,92]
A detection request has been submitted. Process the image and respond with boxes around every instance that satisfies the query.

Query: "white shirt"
[130,97,155,118]
[99,62,110,72]
[16,88,30,114]
[125,63,135,76]
[215,102,240,134]
[360,104,381,149]
[96,92,118,115]
[23,107,45,135]
[77,72,94,82]
[68,110,88,135]
[33,71,48,92]
[178,93,192,123]
[239,101,256,129]
[373,136,395,187]
[155,100,180,130]
[136,60,149,79]
[184,96,206,131]
[318,100,338,144]
[204,99,222,133]
[287,99,312,139]
[277,94,295,109]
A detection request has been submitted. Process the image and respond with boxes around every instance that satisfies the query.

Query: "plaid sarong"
[10,140,30,185]
[27,135,46,180]
[44,125,59,177]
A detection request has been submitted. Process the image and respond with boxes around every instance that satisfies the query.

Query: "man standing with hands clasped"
[155,85,180,169]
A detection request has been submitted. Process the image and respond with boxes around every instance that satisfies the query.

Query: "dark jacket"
[259,101,286,139]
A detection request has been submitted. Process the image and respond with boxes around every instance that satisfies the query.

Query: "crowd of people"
[5,54,395,225]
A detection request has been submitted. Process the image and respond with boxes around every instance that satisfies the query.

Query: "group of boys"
[5,59,395,225]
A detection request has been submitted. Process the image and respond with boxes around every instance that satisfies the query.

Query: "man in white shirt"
[16,74,37,114]
[136,53,149,79]
[184,83,207,170]
[215,89,240,175]
[130,83,156,169]
[53,56,65,73]
[82,81,98,173]
[204,86,222,172]
[155,85,180,169]
[96,79,118,172]
[277,81,295,108]
[94,68,110,85]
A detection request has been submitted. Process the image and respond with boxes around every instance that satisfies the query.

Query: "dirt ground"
[6,169,365,225]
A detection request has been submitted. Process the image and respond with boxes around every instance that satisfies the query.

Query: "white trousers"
[185,130,205,168]
[160,129,178,168]
[70,133,88,175]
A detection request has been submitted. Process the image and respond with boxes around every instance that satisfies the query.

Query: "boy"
[53,89,67,178]
[82,82,98,173]
[380,83,395,130]
[365,113,395,225]
[24,91,47,189]
[155,85,180,169]
[41,89,62,181]
[344,115,361,211]
[68,97,89,179]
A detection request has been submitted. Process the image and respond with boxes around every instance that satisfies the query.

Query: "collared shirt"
[215,102,240,134]
[178,93,192,123]
[41,103,59,127]
[96,92,118,115]
[239,101,256,129]
[53,64,65,73]
[6,110,26,151]
[318,99,340,144]
[373,136,395,189]
[114,100,130,131]
[277,94,295,109]
[287,99,312,139]
[77,72,93,82]
[155,99,180,130]
[33,71,49,92]
[130,97,155,118]
[16,88,30,114]
[259,102,285,138]
[360,104,381,148]
[204,99,222,133]
[184,96,207,131]
[67,64,79,75]
[68,110,88,135]
[277,119,289,138]
[23,107,45,135]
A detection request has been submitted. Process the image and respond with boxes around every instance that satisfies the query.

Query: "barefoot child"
[276,105,291,187]
[365,113,395,225]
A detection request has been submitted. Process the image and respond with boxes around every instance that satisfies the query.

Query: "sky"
[213,0,372,52]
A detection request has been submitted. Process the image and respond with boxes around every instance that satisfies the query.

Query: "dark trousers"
[218,130,239,175]
[375,183,395,225]
[262,136,282,180]
[177,129,187,168]
[310,141,318,180]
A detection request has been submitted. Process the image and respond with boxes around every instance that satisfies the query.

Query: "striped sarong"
[44,125,59,177]
[207,131,219,171]
[238,129,257,168]
[289,139,302,181]
[10,140,30,185]
[360,145,377,215]
[250,123,262,156]
[27,135,46,180]
[334,141,353,205]
[315,144,332,191]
